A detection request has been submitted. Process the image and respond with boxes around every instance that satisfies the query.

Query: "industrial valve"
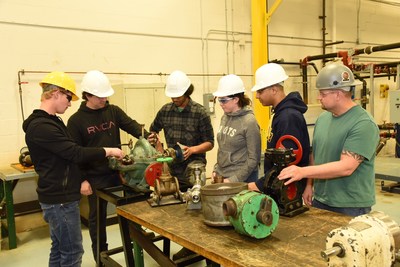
[222,190,279,239]
[263,135,308,217]
[163,143,184,162]
[150,157,183,206]
[181,161,206,209]
[322,211,400,266]
[108,136,187,206]
[108,137,161,191]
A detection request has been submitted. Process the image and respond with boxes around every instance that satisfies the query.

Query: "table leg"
[133,232,144,267]
[128,221,176,267]
[118,215,135,267]
[96,195,101,266]
[4,180,17,249]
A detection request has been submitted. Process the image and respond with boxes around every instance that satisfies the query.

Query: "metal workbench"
[0,164,37,249]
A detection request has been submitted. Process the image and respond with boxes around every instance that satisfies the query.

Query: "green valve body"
[223,190,279,239]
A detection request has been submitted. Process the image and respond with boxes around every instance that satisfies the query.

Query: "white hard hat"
[316,62,362,91]
[213,74,245,97]
[251,63,289,92]
[81,70,114,97]
[165,70,191,97]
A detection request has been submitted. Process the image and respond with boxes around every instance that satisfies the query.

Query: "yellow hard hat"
[39,71,79,101]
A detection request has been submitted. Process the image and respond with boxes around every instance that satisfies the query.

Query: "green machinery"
[108,137,186,206]
[223,190,279,239]
[108,137,162,191]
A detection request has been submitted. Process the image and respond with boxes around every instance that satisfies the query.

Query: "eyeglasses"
[218,97,233,104]
[59,90,73,102]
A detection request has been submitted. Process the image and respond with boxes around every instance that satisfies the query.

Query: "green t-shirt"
[312,105,379,208]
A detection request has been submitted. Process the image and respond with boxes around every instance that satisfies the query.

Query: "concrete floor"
[1,179,400,267]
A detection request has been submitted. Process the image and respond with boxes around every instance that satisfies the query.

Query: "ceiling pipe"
[319,0,327,65]
[17,69,250,78]
[353,42,400,56]
[271,59,318,104]
[301,42,400,67]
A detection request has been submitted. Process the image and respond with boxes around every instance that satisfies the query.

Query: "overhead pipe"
[353,42,400,56]
[319,0,327,65]
[17,69,253,121]
[301,42,400,67]
[300,42,400,107]
[18,70,28,120]
[355,61,399,82]
[17,69,248,78]
[270,59,318,104]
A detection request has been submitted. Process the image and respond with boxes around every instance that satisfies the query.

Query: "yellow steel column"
[251,0,283,151]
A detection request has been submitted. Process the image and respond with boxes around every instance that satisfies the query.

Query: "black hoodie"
[22,109,106,204]
[255,91,310,190]
[67,102,149,178]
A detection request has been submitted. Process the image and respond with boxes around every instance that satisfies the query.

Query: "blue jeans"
[40,201,84,267]
[312,199,371,217]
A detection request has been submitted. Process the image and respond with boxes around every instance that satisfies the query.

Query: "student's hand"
[147,132,159,145]
[177,142,192,160]
[81,180,93,196]
[248,182,261,192]
[211,172,224,183]
[104,147,124,160]
[119,173,127,185]
[278,165,304,185]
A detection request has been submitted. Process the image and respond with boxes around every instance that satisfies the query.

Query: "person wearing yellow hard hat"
[22,71,124,267]
[39,71,79,101]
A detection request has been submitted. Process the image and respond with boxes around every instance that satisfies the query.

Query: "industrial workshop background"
[1,0,400,207]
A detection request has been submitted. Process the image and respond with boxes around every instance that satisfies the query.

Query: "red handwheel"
[144,162,163,187]
[276,135,303,165]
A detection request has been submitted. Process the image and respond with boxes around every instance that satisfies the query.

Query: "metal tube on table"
[321,245,344,261]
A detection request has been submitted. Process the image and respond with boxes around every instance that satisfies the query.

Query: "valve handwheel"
[144,162,163,187]
[276,135,303,165]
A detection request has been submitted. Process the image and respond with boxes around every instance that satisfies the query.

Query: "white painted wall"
[1,0,399,203]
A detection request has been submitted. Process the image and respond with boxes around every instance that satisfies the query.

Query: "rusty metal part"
[201,182,248,226]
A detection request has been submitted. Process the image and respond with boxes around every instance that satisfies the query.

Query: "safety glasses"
[217,97,233,104]
[59,90,73,102]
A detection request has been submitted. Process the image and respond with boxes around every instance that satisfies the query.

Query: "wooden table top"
[117,200,350,267]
